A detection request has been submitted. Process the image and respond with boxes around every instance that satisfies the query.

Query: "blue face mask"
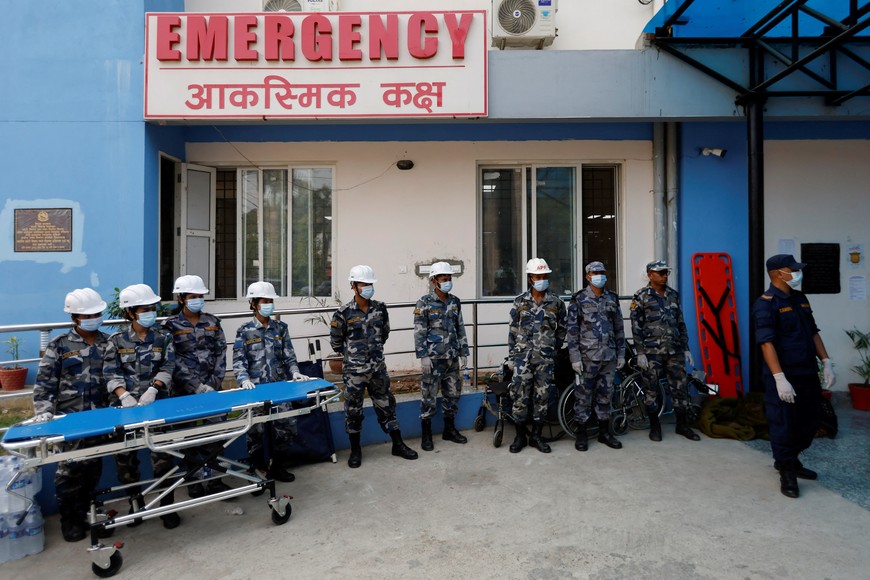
[137,311,157,328]
[258,303,275,317]
[533,279,549,292]
[186,298,205,313]
[79,317,103,332]
[782,269,803,289]
[359,285,375,300]
[439,281,453,293]
[589,275,607,289]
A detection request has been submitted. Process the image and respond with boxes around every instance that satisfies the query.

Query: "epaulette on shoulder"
[761,293,773,300]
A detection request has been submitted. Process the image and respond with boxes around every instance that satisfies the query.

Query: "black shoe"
[647,406,662,442]
[775,460,818,480]
[61,517,87,543]
[574,425,588,452]
[421,419,434,452]
[675,410,701,441]
[510,424,528,453]
[348,433,362,468]
[188,482,206,499]
[597,420,623,449]
[780,469,800,498]
[529,422,551,454]
[390,430,419,460]
[442,418,468,444]
[161,512,182,529]
[268,464,296,483]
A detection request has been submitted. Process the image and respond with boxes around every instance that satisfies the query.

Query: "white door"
[177,163,216,299]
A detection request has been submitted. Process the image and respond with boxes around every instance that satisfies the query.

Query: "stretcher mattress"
[3,379,335,444]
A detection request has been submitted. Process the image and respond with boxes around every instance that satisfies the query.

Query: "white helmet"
[525,258,552,275]
[246,281,279,300]
[64,288,107,315]
[119,284,161,308]
[428,261,453,279]
[348,265,377,283]
[172,274,209,295]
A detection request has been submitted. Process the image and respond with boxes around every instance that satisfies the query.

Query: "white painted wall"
[188,139,653,371]
[764,140,870,389]
[184,0,658,50]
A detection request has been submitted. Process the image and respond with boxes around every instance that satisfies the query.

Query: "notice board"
[801,243,840,294]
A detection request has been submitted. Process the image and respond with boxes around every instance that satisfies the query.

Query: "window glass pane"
[241,169,260,291]
[263,169,288,295]
[582,167,618,290]
[215,170,237,299]
[535,167,575,295]
[291,168,333,297]
[481,167,523,296]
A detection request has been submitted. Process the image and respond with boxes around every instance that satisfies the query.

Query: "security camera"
[701,148,727,158]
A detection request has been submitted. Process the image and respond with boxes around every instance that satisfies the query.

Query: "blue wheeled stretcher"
[1,379,340,578]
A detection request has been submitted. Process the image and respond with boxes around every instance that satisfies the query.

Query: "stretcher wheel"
[473,414,485,432]
[92,551,123,578]
[271,503,292,525]
[493,420,504,448]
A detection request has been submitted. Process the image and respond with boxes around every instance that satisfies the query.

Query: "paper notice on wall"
[849,276,867,300]
[777,238,796,256]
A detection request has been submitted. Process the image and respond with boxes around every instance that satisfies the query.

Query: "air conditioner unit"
[262,0,339,12]
[492,0,557,49]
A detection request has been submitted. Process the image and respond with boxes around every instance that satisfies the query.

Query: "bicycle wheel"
[624,374,653,430]
[558,385,578,437]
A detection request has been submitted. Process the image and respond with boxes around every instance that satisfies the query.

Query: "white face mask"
[782,269,803,289]
[359,285,375,300]
[589,275,607,288]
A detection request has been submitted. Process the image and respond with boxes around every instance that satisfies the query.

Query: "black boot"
[529,422,551,453]
[421,418,434,451]
[442,417,468,444]
[59,501,87,543]
[574,424,588,452]
[509,423,528,453]
[160,491,181,529]
[647,406,662,441]
[775,459,818,480]
[597,419,623,449]
[675,409,701,441]
[390,430,419,460]
[779,462,800,498]
[348,433,362,468]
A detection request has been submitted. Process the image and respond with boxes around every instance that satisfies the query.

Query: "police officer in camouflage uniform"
[630,260,700,442]
[162,275,233,497]
[330,265,417,468]
[233,281,310,483]
[567,261,625,452]
[32,288,114,542]
[414,261,470,451]
[508,258,567,454]
[106,284,181,529]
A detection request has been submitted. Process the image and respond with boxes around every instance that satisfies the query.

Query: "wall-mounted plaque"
[14,208,73,252]
[801,243,840,294]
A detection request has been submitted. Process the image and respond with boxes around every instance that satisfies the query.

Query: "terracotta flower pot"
[327,358,343,374]
[0,366,28,391]
[848,383,870,411]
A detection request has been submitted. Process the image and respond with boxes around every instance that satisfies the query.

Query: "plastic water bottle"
[0,457,11,513]
[22,506,44,557]
[462,366,471,389]
[7,511,25,562]
[0,514,10,564]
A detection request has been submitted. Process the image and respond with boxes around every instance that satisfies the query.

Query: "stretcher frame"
[1,379,340,578]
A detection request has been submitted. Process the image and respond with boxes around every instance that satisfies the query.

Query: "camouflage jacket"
[33,329,114,415]
[630,284,689,355]
[567,286,625,363]
[233,317,300,384]
[508,290,567,363]
[330,299,390,373]
[106,326,175,399]
[413,289,470,360]
[162,311,226,396]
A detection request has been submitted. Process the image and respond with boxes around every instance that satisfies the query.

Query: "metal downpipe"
[666,122,680,287]
[653,122,667,262]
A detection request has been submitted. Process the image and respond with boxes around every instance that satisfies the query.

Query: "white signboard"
[145,11,488,119]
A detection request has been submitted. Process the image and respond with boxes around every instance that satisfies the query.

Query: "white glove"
[460,356,468,369]
[195,384,215,395]
[241,379,256,390]
[822,359,835,389]
[292,371,309,382]
[616,356,625,369]
[773,372,796,403]
[421,356,432,372]
[684,350,694,367]
[571,361,583,375]
[637,353,649,369]
[33,412,54,423]
[119,391,138,408]
[138,386,158,406]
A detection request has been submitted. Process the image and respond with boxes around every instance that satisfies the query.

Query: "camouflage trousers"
[420,357,462,420]
[247,405,298,469]
[641,352,689,410]
[510,358,555,423]
[114,448,175,493]
[574,359,618,423]
[55,436,104,510]
[343,366,399,434]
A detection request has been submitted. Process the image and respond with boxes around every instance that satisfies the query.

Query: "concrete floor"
[3,416,869,580]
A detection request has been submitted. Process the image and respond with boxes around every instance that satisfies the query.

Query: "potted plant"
[0,336,29,391]
[844,327,870,411]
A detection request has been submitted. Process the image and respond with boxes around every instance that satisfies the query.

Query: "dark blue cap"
[765,254,806,271]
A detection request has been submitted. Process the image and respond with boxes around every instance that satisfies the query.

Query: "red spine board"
[691,252,743,397]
